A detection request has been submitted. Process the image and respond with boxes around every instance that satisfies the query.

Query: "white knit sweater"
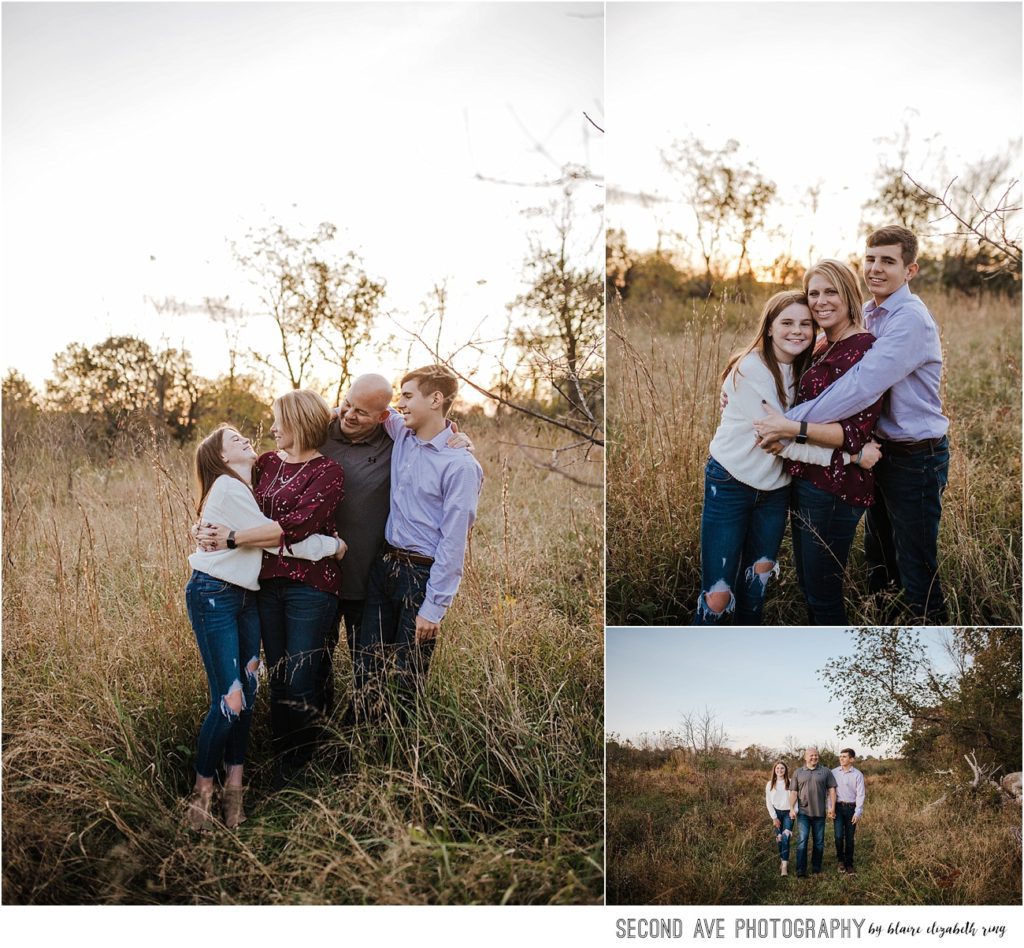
[709,353,837,491]
[187,475,340,591]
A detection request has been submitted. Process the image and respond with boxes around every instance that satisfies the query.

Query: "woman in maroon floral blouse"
[754,260,883,624]
[203,389,346,787]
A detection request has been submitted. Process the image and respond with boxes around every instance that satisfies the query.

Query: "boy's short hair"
[401,364,459,415]
[840,747,856,758]
[867,225,918,266]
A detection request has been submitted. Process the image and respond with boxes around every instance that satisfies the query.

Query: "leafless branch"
[583,111,604,134]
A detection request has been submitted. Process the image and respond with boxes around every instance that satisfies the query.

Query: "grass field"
[606,287,1022,625]
[1,412,604,904]
[606,744,1022,905]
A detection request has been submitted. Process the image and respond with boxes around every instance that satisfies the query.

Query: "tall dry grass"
[606,747,1022,905]
[1,412,603,904]
[607,288,1022,625]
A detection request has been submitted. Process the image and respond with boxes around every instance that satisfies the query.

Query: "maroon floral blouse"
[254,451,345,596]
[784,333,882,508]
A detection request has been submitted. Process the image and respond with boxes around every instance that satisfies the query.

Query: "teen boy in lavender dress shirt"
[355,364,483,724]
[832,748,866,875]
[769,226,949,622]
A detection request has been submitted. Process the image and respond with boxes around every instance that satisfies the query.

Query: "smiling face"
[269,411,294,453]
[806,273,852,340]
[219,427,256,467]
[340,375,392,440]
[774,762,788,779]
[768,302,814,364]
[397,378,441,433]
[805,747,820,769]
[839,751,853,769]
[864,242,918,303]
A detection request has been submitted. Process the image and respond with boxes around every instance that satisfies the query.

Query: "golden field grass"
[606,746,1022,905]
[607,288,1022,625]
[1,412,603,904]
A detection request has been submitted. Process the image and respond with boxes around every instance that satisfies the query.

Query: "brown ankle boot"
[186,787,215,832]
[222,785,246,829]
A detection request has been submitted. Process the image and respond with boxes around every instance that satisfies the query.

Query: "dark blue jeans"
[865,437,949,622]
[316,598,364,721]
[258,578,338,768]
[834,802,857,869]
[185,571,261,779]
[695,457,789,625]
[773,808,794,861]
[790,478,867,625]
[355,552,435,723]
[796,813,826,875]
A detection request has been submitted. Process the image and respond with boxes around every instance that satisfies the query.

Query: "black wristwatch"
[795,421,809,445]
[226,530,237,549]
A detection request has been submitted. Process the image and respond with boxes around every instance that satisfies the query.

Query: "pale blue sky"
[606,627,959,756]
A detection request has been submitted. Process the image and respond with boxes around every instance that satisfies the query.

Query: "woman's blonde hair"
[769,760,791,791]
[722,290,813,409]
[803,259,865,331]
[194,423,250,516]
[272,389,332,453]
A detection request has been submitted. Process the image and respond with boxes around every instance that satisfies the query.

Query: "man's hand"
[851,814,860,825]
[855,440,882,470]
[447,421,475,453]
[752,401,793,447]
[197,522,230,552]
[827,808,835,821]
[789,808,797,820]
[415,614,440,644]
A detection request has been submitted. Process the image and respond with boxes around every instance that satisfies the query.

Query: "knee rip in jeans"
[244,656,260,695]
[698,579,735,617]
[220,679,245,719]
[745,557,778,588]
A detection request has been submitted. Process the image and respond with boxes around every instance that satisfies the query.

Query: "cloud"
[745,708,800,717]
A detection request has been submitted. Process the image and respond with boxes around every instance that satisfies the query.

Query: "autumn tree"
[45,335,201,444]
[820,628,1021,771]
[661,135,777,285]
[233,221,386,399]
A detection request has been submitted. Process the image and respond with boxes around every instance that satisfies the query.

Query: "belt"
[836,800,856,807]
[383,541,434,567]
[879,436,947,457]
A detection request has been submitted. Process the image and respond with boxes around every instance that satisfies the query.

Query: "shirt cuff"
[417,601,447,624]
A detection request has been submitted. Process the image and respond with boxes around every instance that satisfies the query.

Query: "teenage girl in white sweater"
[184,424,345,830]
[695,291,878,624]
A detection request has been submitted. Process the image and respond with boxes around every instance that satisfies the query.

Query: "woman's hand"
[447,421,475,453]
[752,402,796,446]
[856,440,882,470]
[773,818,781,829]
[196,522,230,552]
[333,538,348,561]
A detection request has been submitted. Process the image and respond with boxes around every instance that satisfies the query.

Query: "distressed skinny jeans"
[772,808,794,861]
[185,570,261,779]
[694,457,788,625]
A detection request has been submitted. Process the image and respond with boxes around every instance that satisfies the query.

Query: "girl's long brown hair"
[769,760,791,791]
[194,423,252,517]
[722,290,814,409]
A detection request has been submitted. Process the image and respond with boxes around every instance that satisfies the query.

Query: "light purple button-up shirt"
[786,283,948,442]
[383,412,483,623]
[831,765,866,818]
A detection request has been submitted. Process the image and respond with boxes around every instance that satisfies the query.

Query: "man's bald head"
[340,373,393,440]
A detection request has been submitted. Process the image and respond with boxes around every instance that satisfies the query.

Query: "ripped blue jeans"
[185,570,261,779]
[772,808,794,861]
[695,457,789,625]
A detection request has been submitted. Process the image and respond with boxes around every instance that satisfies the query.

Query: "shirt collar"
[328,416,389,448]
[865,281,912,318]
[415,421,453,450]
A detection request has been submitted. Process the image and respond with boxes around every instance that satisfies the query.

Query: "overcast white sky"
[2,1,603,392]
[606,627,960,757]
[607,1,1022,271]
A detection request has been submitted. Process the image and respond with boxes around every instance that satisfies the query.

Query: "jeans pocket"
[706,457,733,483]
[188,571,235,596]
